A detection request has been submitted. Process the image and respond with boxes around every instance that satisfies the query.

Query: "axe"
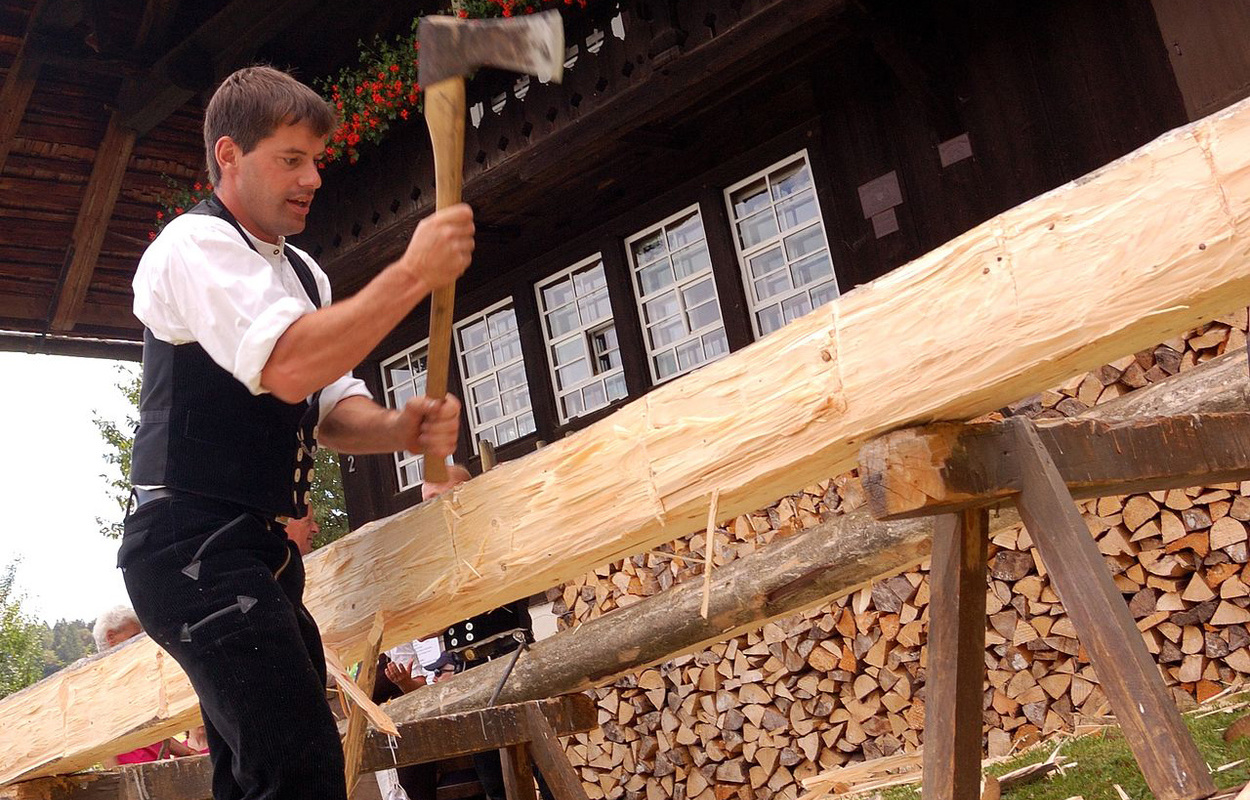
[418,11,564,482]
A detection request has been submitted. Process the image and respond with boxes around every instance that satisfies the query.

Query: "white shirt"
[133,212,371,422]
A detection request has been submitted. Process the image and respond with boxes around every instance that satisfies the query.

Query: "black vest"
[130,197,321,518]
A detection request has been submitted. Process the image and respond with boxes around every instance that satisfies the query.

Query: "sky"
[0,351,137,625]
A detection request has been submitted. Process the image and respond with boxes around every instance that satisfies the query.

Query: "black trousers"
[120,493,346,800]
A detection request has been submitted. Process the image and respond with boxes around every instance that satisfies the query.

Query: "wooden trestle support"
[860,412,1250,800]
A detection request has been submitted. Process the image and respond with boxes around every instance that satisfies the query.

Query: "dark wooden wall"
[338,0,1191,528]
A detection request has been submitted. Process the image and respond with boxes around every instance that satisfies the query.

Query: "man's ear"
[213,136,238,175]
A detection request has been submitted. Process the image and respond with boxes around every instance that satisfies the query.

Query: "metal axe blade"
[418,10,565,88]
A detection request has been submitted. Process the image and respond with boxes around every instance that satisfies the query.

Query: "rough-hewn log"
[861,412,1250,520]
[0,696,595,800]
[3,97,1250,785]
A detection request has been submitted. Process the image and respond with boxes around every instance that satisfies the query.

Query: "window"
[536,256,627,422]
[380,341,430,491]
[725,152,838,337]
[455,300,536,451]
[626,206,730,383]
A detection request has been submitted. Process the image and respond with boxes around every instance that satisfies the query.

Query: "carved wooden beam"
[0,0,48,176]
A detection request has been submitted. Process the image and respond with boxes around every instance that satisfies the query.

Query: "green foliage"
[310,447,350,550]
[41,619,94,677]
[0,563,45,699]
[93,366,141,539]
[882,699,1250,800]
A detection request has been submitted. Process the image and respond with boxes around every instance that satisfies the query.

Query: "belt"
[132,486,176,510]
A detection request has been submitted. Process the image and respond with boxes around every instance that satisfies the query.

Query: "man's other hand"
[399,203,474,293]
[395,394,462,459]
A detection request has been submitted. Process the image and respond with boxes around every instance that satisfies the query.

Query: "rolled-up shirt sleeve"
[135,216,315,395]
[318,373,373,423]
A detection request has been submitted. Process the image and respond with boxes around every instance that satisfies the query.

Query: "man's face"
[223,121,326,242]
[105,620,141,649]
[285,509,320,556]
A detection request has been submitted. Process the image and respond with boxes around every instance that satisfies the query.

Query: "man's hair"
[93,605,142,653]
[203,65,336,184]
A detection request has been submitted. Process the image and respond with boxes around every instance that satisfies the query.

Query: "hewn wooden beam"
[0,696,595,800]
[0,0,47,176]
[861,412,1250,520]
[47,113,137,331]
[3,97,1250,785]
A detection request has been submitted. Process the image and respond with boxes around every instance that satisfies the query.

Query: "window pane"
[471,380,499,404]
[518,411,536,436]
[605,373,627,401]
[403,461,424,487]
[637,260,674,295]
[770,161,811,200]
[501,385,529,415]
[590,325,617,355]
[644,291,679,324]
[476,398,504,425]
[542,279,574,310]
[811,280,838,307]
[687,300,722,331]
[491,334,521,364]
[676,340,703,371]
[731,178,769,218]
[748,246,786,280]
[666,211,703,250]
[649,317,686,348]
[495,417,518,444]
[463,345,493,378]
[776,189,817,232]
[577,289,612,324]
[632,230,667,266]
[385,365,411,390]
[702,329,729,358]
[757,304,784,336]
[460,320,489,349]
[562,390,585,419]
[682,277,716,308]
[547,303,580,338]
[737,209,779,250]
[556,360,591,390]
[754,270,791,302]
[791,252,832,287]
[552,338,583,367]
[395,383,416,409]
[655,350,679,380]
[597,349,621,373]
[782,293,812,323]
[672,244,711,281]
[497,363,527,390]
[573,265,606,294]
[582,381,607,411]
[488,309,517,336]
[784,225,824,261]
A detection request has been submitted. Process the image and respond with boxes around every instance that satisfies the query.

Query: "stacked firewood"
[552,312,1250,800]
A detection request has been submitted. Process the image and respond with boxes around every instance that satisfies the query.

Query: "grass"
[878,702,1250,800]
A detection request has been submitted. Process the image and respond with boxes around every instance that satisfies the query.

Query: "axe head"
[419,10,565,88]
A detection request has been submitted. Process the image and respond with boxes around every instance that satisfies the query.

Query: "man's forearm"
[261,265,430,404]
[317,396,407,455]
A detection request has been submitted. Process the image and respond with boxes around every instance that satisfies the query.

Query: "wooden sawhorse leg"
[923,508,988,800]
[1010,419,1215,800]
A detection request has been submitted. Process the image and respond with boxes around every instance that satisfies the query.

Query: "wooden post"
[343,612,387,798]
[522,705,590,800]
[500,743,539,800]
[1009,418,1215,800]
[921,509,988,800]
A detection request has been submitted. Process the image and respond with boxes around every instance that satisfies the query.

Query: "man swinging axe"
[119,11,562,800]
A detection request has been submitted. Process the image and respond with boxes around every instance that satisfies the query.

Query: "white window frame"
[724,149,839,339]
[379,338,430,492]
[624,204,730,384]
[454,298,536,453]
[535,254,628,424]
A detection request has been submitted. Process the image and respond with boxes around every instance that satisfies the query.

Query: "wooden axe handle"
[422,75,466,484]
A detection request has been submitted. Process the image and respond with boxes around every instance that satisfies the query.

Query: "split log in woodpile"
[552,315,1250,800]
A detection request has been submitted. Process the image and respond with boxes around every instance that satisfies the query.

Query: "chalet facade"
[310,0,1250,529]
